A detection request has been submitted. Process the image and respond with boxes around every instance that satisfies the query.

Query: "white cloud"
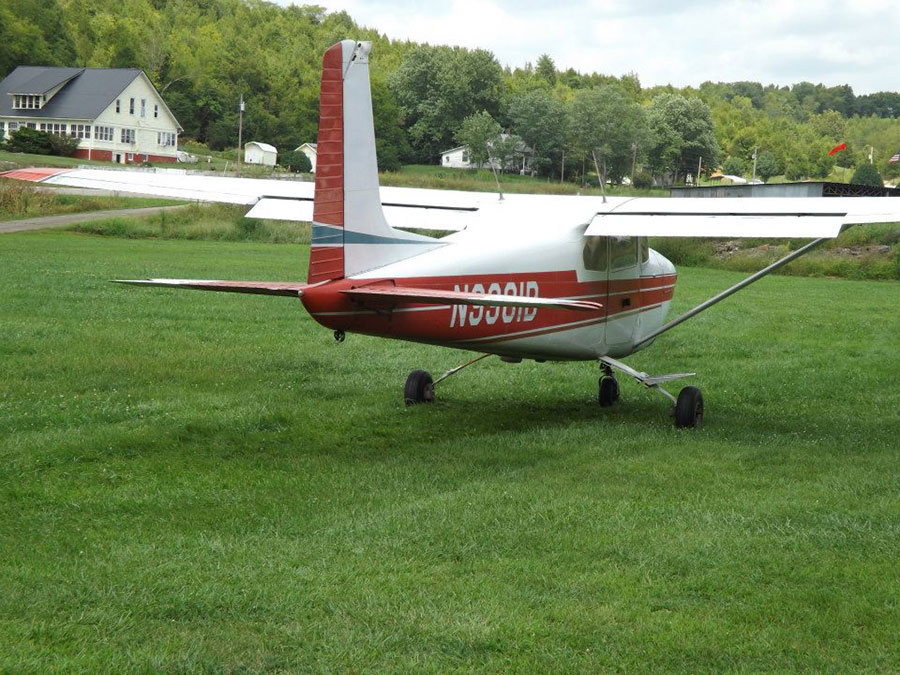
[294,0,900,93]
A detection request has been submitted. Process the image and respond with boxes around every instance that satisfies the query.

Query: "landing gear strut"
[404,354,492,406]
[598,356,704,428]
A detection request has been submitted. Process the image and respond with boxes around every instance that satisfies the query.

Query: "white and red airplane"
[5,40,900,427]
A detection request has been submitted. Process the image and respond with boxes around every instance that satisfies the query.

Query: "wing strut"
[635,237,829,349]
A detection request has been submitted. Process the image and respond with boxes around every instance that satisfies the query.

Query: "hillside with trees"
[2,0,899,182]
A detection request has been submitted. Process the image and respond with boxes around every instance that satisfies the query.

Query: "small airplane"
[5,40,900,427]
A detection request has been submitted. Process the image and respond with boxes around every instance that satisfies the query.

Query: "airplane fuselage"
[302,223,677,361]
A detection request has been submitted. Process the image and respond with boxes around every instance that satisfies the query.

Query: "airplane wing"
[0,167,477,232]
[586,196,900,238]
[342,285,603,311]
[113,279,308,296]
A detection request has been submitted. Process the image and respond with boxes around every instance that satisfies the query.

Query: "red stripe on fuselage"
[301,271,676,345]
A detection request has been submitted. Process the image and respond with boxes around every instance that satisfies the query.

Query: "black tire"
[598,375,619,407]
[674,386,704,429]
[404,370,434,406]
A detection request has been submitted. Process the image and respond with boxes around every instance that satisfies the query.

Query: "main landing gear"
[598,356,704,429]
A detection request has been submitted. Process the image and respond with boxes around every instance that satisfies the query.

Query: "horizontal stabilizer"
[343,285,602,311]
[114,279,307,297]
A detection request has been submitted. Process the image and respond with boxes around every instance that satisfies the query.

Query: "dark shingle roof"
[0,67,142,120]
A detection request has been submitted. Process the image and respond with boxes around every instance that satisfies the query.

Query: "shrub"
[281,150,312,173]
[722,156,744,176]
[850,163,884,187]
[4,127,54,154]
[632,171,653,190]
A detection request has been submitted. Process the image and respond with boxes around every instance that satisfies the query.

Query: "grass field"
[1,231,899,672]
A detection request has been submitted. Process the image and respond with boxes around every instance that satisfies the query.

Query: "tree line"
[2,0,899,181]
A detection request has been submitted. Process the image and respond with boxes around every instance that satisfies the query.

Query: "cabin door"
[605,236,642,356]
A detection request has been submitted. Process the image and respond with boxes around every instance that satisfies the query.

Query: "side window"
[610,236,638,271]
[582,236,608,272]
[639,236,650,265]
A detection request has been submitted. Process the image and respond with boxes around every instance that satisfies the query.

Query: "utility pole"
[751,146,758,182]
[237,94,244,176]
[630,141,638,184]
[696,155,703,188]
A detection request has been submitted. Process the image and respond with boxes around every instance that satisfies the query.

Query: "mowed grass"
[1,232,899,672]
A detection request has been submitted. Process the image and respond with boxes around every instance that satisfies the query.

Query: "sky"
[288,0,899,95]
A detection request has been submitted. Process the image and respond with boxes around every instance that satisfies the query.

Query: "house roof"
[294,142,317,153]
[246,141,277,153]
[0,67,145,120]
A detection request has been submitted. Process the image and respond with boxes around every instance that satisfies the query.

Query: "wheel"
[598,375,619,407]
[674,386,704,429]
[404,370,434,406]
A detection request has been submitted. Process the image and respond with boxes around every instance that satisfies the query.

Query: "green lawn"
[1,232,899,672]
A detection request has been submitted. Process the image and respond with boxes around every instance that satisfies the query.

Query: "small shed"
[244,141,277,167]
[294,142,317,172]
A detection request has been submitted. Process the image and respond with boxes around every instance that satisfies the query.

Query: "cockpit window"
[582,236,608,272]
[610,236,638,271]
[639,236,650,264]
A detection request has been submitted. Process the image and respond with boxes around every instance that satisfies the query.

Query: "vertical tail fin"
[307,40,441,284]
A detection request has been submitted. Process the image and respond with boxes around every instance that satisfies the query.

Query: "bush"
[722,156,744,176]
[632,171,653,190]
[2,128,80,157]
[281,150,312,173]
[4,127,54,154]
[850,163,884,187]
[48,133,80,157]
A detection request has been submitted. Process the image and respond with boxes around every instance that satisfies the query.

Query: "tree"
[755,150,778,182]
[536,54,556,87]
[647,93,720,184]
[570,85,649,184]
[490,133,523,173]
[389,45,503,162]
[507,89,565,175]
[851,163,884,187]
[455,111,501,168]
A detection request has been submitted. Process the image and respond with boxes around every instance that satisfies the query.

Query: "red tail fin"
[308,43,345,284]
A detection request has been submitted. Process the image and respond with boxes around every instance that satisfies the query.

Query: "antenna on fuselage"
[591,150,607,204]
[489,162,504,201]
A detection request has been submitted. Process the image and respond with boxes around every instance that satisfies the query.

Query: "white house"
[0,66,182,164]
[293,142,317,172]
[440,134,532,173]
[244,141,277,167]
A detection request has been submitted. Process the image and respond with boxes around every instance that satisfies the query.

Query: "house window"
[157,132,175,147]
[129,98,135,115]
[72,124,90,139]
[127,152,134,161]
[154,104,158,118]
[142,154,149,162]
[26,122,36,129]
[121,128,135,144]
[140,99,146,117]
[116,99,120,113]
[462,151,468,162]
[9,122,19,132]
[0,121,5,137]
[94,126,113,141]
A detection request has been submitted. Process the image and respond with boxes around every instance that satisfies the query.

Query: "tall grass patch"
[66,202,310,244]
